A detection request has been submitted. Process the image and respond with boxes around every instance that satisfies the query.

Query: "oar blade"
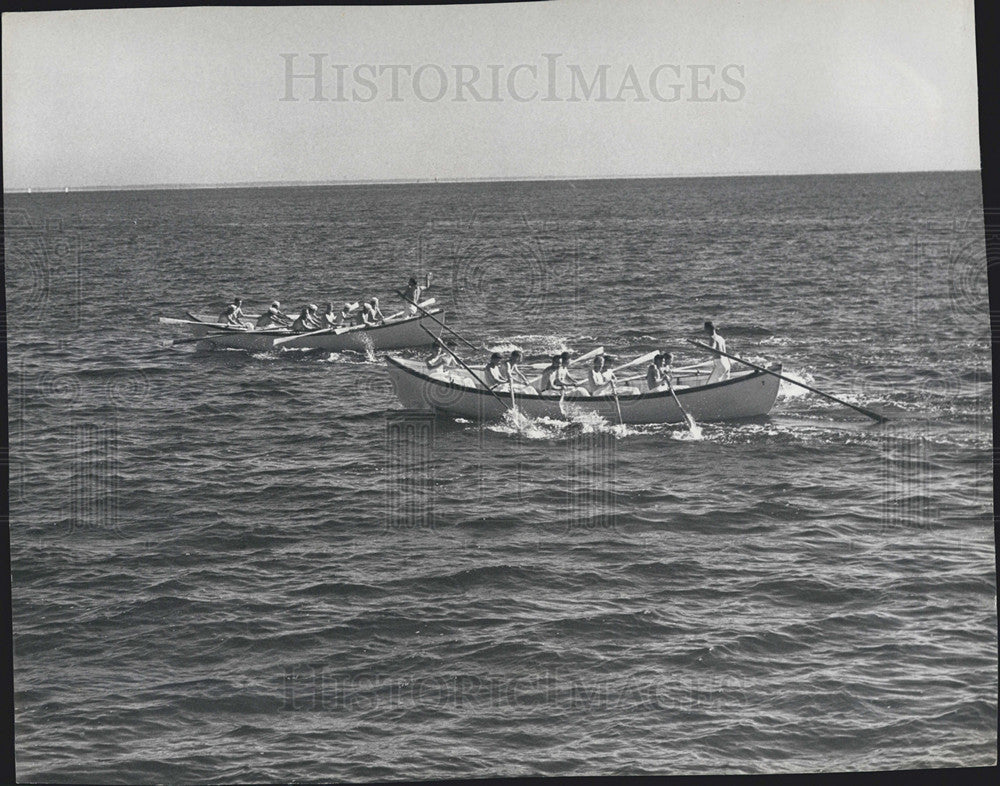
[609,349,658,375]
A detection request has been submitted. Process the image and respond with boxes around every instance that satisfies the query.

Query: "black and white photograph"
[3,0,996,781]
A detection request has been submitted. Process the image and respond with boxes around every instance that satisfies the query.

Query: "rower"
[484,353,506,389]
[556,351,582,388]
[256,300,290,328]
[503,350,531,387]
[337,302,354,327]
[646,353,668,391]
[704,321,731,383]
[426,341,456,370]
[404,273,432,314]
[538,356,562,392]
[587,355,616,394]
[222,298,251,328]
[361,300,383,327]
[320,302,338,328]
[291,304,322,332]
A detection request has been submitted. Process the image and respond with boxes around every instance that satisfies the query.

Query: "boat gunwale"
[386,354,781,404]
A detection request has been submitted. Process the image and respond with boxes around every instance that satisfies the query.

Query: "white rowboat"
[176,310,447,352]
[385,355,782,423]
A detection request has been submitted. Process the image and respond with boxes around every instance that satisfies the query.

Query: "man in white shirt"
[704,321,731,383]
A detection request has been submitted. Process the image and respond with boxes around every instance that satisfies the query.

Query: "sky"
[1,0,982,190]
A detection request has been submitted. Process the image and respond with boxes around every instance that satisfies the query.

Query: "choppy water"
[5,171,995,781]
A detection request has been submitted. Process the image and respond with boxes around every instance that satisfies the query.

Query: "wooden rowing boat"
[173,309,447,352]
[385,355,782,423]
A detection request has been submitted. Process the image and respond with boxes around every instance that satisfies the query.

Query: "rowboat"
[385,355,782,423]
[169,309,447,352]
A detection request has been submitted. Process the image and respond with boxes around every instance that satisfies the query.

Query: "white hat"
[307,303,317,311]
[271,301,280,308]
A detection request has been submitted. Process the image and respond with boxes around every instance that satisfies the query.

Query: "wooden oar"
[666,377,698,432]
[396,290,478,351]
[161,317,248,330]
[419,326,510,412]
[383,297,436,322]
[172,335,214,346]
[526,347,604,390]
[608,350,659,376]
[171,325,287,345]
[610,378,624,426]
[526,346,604,370]
[686,339,887,422]
[271,324,354,346]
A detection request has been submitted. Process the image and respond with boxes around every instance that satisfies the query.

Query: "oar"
[526,347,604,389]
[159,316,209,327]
[383,297,436,322]
[608,350,659,376]
[161,317,250,330]
[418,325,511,412]
[171,325,287,345]
[526,346,604,370]
[396,290,478,351]
[610,378,624,426]
[272,325,353,346]
[666,377,698,433]
[686,339,886,423]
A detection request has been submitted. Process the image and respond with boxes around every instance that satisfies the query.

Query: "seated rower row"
[219,297,392,332]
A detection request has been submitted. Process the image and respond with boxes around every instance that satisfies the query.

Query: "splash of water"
[776,368,815,400]
[671,421,704,441]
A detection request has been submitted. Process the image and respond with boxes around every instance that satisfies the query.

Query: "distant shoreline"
[4,169,979,195]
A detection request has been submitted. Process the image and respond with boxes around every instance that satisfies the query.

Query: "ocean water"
[5,171,995,781]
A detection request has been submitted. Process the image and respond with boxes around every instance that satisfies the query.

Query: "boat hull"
[385,355,782,423]
[184,311,446,352]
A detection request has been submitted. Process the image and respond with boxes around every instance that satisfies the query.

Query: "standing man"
[404,272,432,313]
[704,321,731,383]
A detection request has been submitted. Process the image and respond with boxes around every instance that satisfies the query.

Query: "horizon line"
[3,167,980,194]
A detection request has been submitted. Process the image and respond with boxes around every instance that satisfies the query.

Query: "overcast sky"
[2,0,981,190]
